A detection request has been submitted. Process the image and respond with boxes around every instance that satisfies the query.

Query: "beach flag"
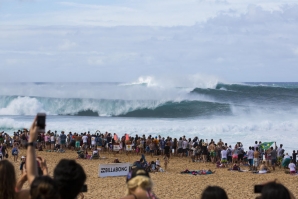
[259,142,274,150]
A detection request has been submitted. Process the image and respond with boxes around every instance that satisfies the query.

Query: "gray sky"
[0,0,298,82]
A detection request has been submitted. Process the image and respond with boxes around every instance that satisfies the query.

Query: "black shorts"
[178,148,183,153]
[70,140,75,147]
[238,154,244,160]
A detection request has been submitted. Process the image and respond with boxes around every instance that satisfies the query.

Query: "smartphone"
[254,185,264,193]
[37,113,46,131]
[81,184,88,192]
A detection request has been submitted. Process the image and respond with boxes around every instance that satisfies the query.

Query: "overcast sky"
[0,0,297,82]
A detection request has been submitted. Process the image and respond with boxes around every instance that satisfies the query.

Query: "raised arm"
[26,116,39,185]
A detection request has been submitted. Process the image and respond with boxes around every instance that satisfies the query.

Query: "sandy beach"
[8,149,298,199]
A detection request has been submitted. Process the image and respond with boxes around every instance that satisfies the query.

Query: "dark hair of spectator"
[54,159,86,199]
[261,182,291,199]
[201,186,228,199]
[0,160,16,199]
[30,175,60,199]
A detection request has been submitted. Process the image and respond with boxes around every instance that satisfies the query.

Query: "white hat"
[21,156,25,159]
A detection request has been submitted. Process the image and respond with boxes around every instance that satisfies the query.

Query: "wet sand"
[10,149,298,199]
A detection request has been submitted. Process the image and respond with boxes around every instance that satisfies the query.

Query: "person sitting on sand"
[288,160,296,174]
[91,148,99,159]
[121,168,158,199]
[216,160,225,168]
[133,158,145,169]
[114,158,121,163]
[258,161,270,174]
[156,164,164,172]
[155,158,160,167]
[150,161,156,172]
[281,153,291,169]
[228,161,242,171]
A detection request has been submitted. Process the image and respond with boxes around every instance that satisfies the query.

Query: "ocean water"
[0,77,298,153]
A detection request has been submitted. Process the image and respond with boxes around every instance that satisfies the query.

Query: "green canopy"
[259,142,274,150]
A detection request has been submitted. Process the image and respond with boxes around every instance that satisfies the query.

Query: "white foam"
[0,96,45,115]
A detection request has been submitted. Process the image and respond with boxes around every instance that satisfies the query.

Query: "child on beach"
[12,143,19,162]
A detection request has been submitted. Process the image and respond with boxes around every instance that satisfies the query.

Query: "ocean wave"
[0,96,231,118]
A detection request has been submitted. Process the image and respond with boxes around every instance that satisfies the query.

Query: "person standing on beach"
[177,137,183,157]
[270,146,277,171]
[159,137,166,156]
[247,146,254,170]
[208,141,216,163]
[277,144,285,165]
[1,143,8,159]
[82,133,88,147]
[253,147,260,171]
[60,131,67,151]
[12,143,19,162]
[292,150,297,165]
[182,138,188,157]
[75,134,81,150]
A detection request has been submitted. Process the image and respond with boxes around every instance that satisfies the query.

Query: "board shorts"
[253,158,259,167]
[60,140,66,145]
[221,158,227,163]
[210,151,216,157]
[232,154,238,159]
[75,141,80,148]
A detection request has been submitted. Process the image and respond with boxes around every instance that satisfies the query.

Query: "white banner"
[98,163,130,177]
[113,145,120,151]
[126,145,132,151]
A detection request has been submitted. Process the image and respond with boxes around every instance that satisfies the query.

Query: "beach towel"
[180,169,214,175]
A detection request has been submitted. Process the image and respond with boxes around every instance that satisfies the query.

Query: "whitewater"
[0,76,298,152]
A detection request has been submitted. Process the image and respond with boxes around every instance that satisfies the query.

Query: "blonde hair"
[125,176,153,195]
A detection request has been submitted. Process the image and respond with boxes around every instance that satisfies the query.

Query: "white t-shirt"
[288,163,296,172]
[247,150,254,159]
[50,136,55,142]
[156,160,160,166]
[221,150,227,159]
[182,141,188,149]
[91,137,96,145]
[82,135,88,143]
